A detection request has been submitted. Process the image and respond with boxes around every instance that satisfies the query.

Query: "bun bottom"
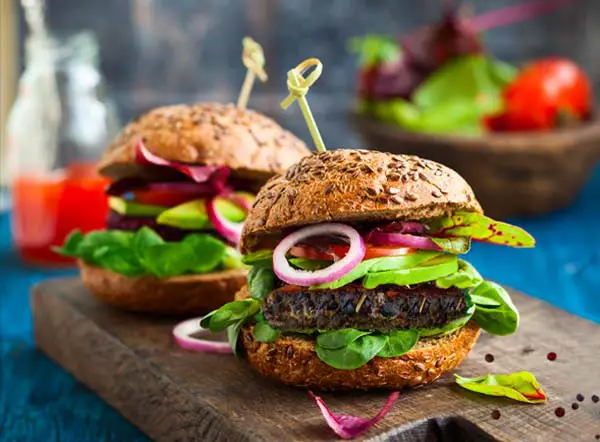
[79,260,247,316]
[240,321,480,391]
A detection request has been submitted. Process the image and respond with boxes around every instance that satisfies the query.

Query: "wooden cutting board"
[32,278,600,442]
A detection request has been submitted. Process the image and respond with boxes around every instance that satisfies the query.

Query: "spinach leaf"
[436,259,482,289]
[377,330,419,357]
[316,334,387,370]
[221,246,245,270]
[248,266,276,300]
[471,281,519,336]
[419,305,475,337]
[201,299,261,333]
[253,322,280,342]
[92,246,145,277]
[55,227,233,278]
[242,250,274,265]
[430,236,471,254]
[317,329,372,350]
[78,230,135,264]
[428,212,535,248]
[132,226,164,258]
[141,243,196,278]
[183,234,226,273]
[53,230,84,257]
[289,258,332,271]
[469,295,501,308]
[455,372,547,404]
[227,322,243,357]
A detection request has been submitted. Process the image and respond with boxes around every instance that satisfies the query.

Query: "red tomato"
[486,58,592,132]
[132,189,196,207]
[289,245,414,261]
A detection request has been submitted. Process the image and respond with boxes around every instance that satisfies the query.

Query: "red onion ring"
[136,140,230,184]
[273,223,366,286]
[309,390,399,439]
[366,231,441,250]
[206,196,249,245]
[172,318,232,353]
[223,192,253,212]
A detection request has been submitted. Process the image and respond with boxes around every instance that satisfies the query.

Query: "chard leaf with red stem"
[455,371,547,403]
[428,212,535,248]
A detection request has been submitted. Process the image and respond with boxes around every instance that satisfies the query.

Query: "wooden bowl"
[351,112,600,219]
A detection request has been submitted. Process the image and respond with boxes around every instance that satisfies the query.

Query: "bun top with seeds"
[241,149,482,253]
[98,103,310,182]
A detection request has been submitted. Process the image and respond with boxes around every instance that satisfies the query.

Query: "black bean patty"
[263,283,469,332]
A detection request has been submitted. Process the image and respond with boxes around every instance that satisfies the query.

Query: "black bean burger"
[200,149,534,390]
[55,103,310,316]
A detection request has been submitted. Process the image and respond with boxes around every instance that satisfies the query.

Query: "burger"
[55,103,310,316]
[200,149,535,390]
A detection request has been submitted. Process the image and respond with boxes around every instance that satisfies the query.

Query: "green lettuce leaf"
[428,212,535,248]
[347,35,400,67]
[455,372,547,404]
[414,55,516,115]
[470,281,519,336]
[366,55,517,135]
[377,330,419,357]
[436,259,482,289]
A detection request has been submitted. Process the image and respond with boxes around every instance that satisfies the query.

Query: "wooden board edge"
[31,282,252,442]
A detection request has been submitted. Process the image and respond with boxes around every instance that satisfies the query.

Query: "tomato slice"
[289,244,414,261]
[131,189,196,208]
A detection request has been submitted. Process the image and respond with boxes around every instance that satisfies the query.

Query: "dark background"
[19,0,600,149]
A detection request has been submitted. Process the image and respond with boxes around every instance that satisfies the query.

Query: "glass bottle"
[6,31,120,266]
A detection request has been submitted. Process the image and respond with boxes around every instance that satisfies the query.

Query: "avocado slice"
[156,195,251,230]
[108,197,167,217]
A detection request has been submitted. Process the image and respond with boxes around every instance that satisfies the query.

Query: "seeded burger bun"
[238,150,483,390]
[241,149,482,253]
[97,102,309,184]
[80,103,310,316]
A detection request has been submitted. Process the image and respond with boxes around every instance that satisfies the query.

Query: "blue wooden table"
[1,168,599,441]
